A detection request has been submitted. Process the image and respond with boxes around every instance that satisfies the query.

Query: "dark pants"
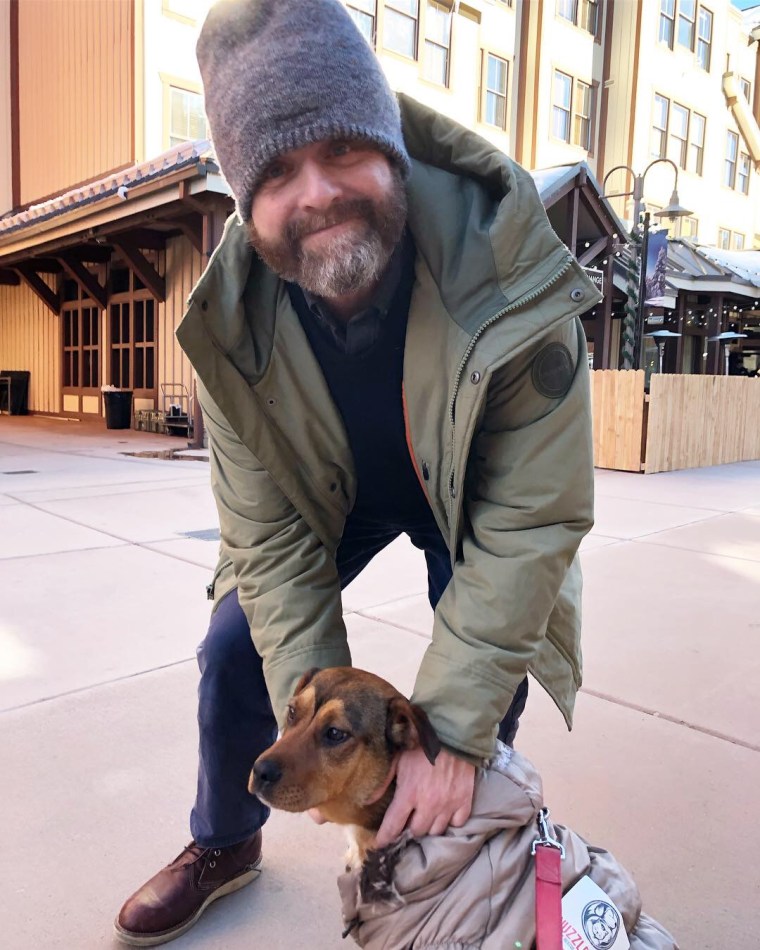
[190,518,529,847]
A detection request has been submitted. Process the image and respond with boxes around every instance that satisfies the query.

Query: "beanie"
[196,0,412,222]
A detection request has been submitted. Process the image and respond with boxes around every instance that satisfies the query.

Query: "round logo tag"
[581,899,621,949]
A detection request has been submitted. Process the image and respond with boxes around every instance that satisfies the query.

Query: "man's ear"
[293,667,320,696]
[386,696,441,765]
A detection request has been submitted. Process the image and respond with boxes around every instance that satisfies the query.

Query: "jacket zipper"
[447,254,575,501]
[206,557,234,601]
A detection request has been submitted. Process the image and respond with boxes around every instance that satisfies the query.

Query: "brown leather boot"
[114,832,262,946]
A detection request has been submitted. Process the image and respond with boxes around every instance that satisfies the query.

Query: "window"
[552,72,594,148]
[168,86,207,147]
[109,270,157,395]
[62,283,100,394]
[718,228,730,250]
[738,152,750,195]
[734,232,745,250]
[651,94,669,158]
[580,0,599,34]
[162,0,207,24]
[696,7,712,70]
[668,103,689,168]
[482,53,508,130]
[659,0,675,47]
[346,0,376,46]
[574,80,593,150]
[556,0,597,34]
[552,71,572,142]
[676,215,699,240]
[677,0,695,49]
[689,112,705,175]
[740,78,751,103]
[424,3,451,86]
[724,131,738,188]
[384,0,419,59]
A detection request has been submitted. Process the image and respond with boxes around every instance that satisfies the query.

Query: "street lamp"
[601,158,693,370]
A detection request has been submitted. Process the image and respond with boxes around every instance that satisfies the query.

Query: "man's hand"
[374,746,475,849]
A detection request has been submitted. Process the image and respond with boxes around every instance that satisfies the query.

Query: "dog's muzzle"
[251,757,282,797]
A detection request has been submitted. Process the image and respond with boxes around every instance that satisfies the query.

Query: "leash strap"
[532,808,564,950]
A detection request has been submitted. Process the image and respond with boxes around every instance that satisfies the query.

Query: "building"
[1,0,759,423]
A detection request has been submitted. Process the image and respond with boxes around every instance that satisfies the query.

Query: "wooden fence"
[589,369,646,472]
[590,370,760,474]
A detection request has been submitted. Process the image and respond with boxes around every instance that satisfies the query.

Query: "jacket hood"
[179,94,574,375]
[398,94,572,331]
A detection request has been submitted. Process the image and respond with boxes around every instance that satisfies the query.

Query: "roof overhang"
[0,141,232,269]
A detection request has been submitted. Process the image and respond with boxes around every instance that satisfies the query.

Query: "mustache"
[287,199,375,243]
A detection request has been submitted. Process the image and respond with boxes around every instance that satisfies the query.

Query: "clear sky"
[732,0,759,11]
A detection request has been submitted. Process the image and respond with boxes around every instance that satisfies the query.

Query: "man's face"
[248,139,407,298]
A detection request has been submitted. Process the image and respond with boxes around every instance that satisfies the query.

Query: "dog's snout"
[253,757,282,789]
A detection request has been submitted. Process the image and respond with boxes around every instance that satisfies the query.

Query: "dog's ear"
[293,667,320,696]
[386,697,441,765]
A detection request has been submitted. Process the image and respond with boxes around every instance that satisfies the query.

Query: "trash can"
[0,370,30,414]
[103,390,133,429]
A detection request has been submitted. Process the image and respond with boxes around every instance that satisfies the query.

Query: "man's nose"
[295,160,342,211]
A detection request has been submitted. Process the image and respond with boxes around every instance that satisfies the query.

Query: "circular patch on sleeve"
[531,342,575,399]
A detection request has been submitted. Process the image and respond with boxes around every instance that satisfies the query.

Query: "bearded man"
[115,0,599,944]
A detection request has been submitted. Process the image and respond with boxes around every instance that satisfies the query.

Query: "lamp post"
[601,159,693,370]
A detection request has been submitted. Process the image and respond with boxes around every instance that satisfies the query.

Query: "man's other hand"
[375,746,475,848]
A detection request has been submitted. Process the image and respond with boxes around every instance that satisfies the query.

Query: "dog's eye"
[324,726,349,745]
[286,705,296,724]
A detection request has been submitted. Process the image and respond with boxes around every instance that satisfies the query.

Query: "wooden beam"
[14,265,61,314]
[111,237,166,301]
[65,245,113,264]
[174,218,203,254]
[24,257,63,273]
[0,269,21,285]
[124,228,167,251]
[578,236,610,266]
[10,0,20,208]
[57,254,108,310]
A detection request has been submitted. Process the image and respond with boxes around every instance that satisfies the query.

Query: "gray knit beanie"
[196,0,412,222]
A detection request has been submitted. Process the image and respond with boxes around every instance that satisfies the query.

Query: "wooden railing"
[590,370,760,474]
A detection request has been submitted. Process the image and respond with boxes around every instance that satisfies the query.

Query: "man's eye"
[324,726,349,745]
[330,141,351,158]
[263,162,286,181]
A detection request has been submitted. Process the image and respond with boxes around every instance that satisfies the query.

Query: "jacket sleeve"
[411,318,594,761]
[200,387,350,726]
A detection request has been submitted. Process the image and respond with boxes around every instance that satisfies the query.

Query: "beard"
[247,170,408,298]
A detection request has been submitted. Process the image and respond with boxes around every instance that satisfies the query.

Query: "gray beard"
[292,227,390,297]
[247,170,408,298]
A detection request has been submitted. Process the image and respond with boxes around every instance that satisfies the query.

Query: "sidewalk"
[1,415,758,948]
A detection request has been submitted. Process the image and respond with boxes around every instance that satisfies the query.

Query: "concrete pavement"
[1,415,758,949]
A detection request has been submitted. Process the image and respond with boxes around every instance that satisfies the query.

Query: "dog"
[250,666,440,867]
[250,667,678,949]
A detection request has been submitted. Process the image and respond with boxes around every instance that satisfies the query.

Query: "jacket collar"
[183,95,571,367]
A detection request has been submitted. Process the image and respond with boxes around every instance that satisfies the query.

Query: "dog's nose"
[253,758,282,789]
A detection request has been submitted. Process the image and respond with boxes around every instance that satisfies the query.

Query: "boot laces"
[172,841,222,872]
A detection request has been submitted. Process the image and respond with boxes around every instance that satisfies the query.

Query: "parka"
[337,746,679,949]
[176,95,603,762]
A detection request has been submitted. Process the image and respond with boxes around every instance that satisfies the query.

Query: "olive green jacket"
[176,96,600,762]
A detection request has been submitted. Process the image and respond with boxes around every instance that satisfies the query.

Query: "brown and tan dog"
[250,667,440,865]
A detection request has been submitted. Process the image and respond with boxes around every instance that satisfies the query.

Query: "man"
[115,0,598,944]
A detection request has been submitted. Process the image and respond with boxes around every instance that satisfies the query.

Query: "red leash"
[533,808,564,950]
